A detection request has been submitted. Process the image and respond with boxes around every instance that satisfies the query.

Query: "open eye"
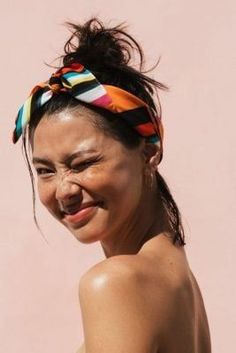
[35,167,54,177]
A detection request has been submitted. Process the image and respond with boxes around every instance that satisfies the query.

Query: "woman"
[13,18,211,353]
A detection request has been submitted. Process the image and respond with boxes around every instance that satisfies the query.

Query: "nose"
[55,171,81,203]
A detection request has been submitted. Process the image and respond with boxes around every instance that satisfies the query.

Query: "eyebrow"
[32,149,98,165]
[32,157,52,166]
[65,149,98,164]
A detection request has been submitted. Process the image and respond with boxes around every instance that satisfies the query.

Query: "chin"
[68,225,106,244]
[56,206,117,244]
[64,213,110,244]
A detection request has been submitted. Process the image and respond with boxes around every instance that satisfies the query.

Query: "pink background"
[1,1,235,352]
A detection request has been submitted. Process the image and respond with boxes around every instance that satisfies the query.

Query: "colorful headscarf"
[13,63,163,162]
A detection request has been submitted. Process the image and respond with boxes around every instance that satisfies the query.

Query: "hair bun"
[62,18,138,71]
[60,17,167,113]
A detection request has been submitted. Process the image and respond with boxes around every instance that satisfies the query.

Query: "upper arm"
[79,262,159,353]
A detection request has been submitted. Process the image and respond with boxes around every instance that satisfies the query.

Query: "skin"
[32,106,211,353]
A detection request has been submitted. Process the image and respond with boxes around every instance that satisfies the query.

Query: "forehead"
[32,108,125,158]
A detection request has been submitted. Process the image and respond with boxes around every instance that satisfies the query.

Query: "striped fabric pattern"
[13,63,163,161]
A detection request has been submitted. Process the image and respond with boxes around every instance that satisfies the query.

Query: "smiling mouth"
[61,201,102,226]
[62,201,101,215]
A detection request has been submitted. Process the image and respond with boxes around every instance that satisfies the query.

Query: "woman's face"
[32,107,147,243]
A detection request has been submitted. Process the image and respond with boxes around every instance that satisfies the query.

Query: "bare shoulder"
[79,237,188,310]
[78,255,165,353]
[78,238,211,353]
[78,254,151,317]
[79,254,145,290]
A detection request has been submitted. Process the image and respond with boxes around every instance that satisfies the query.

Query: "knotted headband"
[13,63,164,161]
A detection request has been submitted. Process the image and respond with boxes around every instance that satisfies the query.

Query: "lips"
[61,201,101,226]
[61,201,96,214]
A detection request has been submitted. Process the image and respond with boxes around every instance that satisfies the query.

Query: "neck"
[100,183,172,258]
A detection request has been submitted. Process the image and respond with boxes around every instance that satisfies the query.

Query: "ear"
[142,142,161,172]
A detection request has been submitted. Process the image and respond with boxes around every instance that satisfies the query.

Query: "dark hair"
[24,18,185,246]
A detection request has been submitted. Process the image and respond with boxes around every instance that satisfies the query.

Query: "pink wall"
[1,1,235,352]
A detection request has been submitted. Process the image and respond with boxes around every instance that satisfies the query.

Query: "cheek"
[37,181,55,210]
[81,161,143,204]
